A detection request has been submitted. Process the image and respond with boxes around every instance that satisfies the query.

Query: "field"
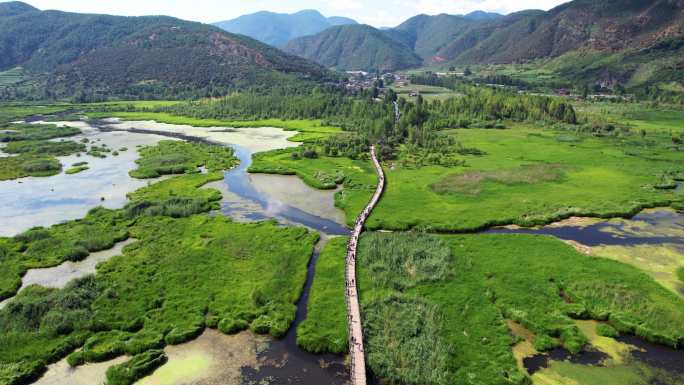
[390,83,461,101]
[0,68,26,87]
[575,102,684,134]
[302,232,684,385]
[366,124,684,232]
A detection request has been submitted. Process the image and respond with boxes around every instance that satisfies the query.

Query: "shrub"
[533,334,559,351]
[218,318,249,334]
[596,324,619,338]
[105,350,167,385]
[20,158,61,174]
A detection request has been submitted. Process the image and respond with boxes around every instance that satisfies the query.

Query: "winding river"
[13,119,351,385]
[7,118,683,385]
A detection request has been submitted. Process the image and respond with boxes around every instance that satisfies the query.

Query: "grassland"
[367,125,684,232]
[302,232,684,385]
[0,215,318,385]
[0,104,75,124]
[0,123,81,142]
[0,133,325,384]
[296,236,349,354]
[3,140,85,156]
[390,83,462,101]
[129,140,237,179]
[575,102,684,134]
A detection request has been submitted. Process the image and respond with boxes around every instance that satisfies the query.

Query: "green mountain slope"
[450,0,684,64]
[384,14,482,62]
[213,10,357,47]
[0,2,328,96]
[284,24,422,72]
[0,0,35,16]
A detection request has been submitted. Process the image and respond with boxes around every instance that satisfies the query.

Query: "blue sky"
[27,0,570,27]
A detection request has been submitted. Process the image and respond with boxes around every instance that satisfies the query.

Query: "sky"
[26,0,570,27]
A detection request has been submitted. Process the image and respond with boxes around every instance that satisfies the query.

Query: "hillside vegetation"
[285,24,422,72]
[0,2,328,99]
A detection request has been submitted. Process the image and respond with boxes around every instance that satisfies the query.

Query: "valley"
[0,1,683,385]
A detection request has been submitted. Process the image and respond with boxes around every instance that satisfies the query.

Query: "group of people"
[343,146,385,364]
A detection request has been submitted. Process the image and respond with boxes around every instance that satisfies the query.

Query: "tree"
[464,67,472,77]
[581,84,589,100]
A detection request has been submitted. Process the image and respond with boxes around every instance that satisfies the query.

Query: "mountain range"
[0,0,683,96]
[213,10,357,47]
[277,0,684,86]
[0,2,328,97]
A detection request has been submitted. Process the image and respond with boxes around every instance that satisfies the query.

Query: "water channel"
[6,118,683,385]
[9,119,352,385]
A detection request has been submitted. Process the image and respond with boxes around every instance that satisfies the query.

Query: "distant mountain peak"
[463,10,503,21]
[0,1,38,17]
[213,10,357,47]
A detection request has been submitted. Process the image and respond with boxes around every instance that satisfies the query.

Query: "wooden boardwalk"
[345,145,385,385]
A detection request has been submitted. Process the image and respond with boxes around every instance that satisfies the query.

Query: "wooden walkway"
[345,145,385,385]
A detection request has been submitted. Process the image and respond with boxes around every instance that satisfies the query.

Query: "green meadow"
[0,216,318,385]
[302,232,684,385]
[297,236,349,354]
[367,124,683,232]
[576,102,684,134]
[0,133,328,384]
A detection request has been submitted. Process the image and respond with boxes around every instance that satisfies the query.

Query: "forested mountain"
[284,24,422,72]
[0,2,329,99]
[463,11,503,21]
[385,14,484,62]
[0,0,34,16]
[280,0,683,87]
[380,0,683,66]
[441,0,684,64]
[213,10,357,47]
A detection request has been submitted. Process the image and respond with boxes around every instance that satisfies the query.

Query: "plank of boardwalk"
[345,145,385,385]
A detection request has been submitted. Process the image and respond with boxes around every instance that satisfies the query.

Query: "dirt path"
[345,145,385,385]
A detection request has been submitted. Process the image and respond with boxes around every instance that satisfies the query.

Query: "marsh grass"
[0,215,318,383]
[65,166,89,174]
[105,350,167,385]
[0,124,80,142]
[363,295,452,385]
[3,140,85,156]
[130,141,236,179]
[431,163,567,195]
[315,232,684,385]
[0,155,62,180]
[297,237,349,354]
[360,232,450,291]
[369,126,684,232]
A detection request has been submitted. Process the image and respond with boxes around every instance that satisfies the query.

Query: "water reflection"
[0,122,169,236]
[215,144,349,236]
